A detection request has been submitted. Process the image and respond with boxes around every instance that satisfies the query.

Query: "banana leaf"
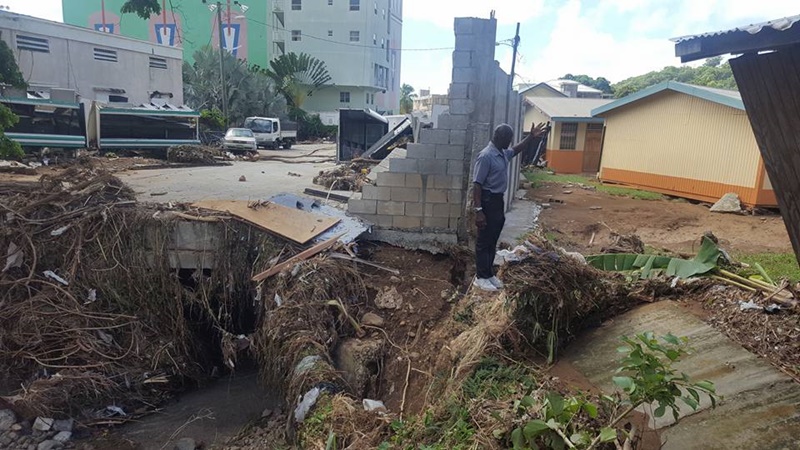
[586,236,721,279]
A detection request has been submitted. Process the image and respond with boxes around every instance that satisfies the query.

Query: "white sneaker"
[473,277,499,292]
[488,276,504,289]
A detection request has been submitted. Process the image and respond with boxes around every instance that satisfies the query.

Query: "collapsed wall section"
[348,17,522,249]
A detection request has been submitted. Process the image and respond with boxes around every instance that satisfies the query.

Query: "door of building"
[582,123,604,173]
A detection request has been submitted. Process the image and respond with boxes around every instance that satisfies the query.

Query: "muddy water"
[116,370,277,450]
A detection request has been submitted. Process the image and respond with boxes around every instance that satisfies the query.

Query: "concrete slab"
[498,199,541,246]
[118,144,353,203]
[562,301,800,450]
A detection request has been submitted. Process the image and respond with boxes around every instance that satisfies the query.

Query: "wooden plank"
[192,200,339,244]
[252,233,344,282]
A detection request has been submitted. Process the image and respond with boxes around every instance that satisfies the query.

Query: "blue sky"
[5,0,799,93]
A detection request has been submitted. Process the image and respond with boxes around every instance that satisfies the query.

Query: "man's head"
[492,124,514,150]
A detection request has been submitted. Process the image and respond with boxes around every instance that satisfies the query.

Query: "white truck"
[243,117,298,149]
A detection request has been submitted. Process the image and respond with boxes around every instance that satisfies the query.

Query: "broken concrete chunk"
[361,312,385,328]
[52,419,73,432]
[0,409,16,431]
[362,399,387,412]
[174,437,197,450]
[53,431,72,443]
[33,417,54,432]
[374,286,403,310]
[37,440,62,450]
[710,192,742,213]
[334,338,384,399]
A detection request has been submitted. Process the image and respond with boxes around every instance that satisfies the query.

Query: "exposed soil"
[528,181,792,256]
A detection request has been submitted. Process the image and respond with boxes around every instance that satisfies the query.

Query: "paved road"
[118,144,351,203]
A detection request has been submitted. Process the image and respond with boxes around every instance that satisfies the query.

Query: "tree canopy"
[400,84,416,114]
[561,74,612,94]
[0,39,26,159]
[610,58,737,98]
[183,46,285,128]
[120,0,161,19]
[260,53,332,120]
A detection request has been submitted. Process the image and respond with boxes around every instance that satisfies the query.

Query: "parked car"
[223,128,257,152]
[243,117,297,149]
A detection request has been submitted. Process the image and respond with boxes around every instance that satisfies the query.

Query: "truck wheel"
[283,142,292,149]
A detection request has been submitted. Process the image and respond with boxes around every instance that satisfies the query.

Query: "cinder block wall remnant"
[348,17,522,250]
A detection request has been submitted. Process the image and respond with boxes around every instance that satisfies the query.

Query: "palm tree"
[262,53,332,120]
[400,84,416,114]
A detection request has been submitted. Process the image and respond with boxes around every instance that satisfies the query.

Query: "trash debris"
[85,289,97,304]
[294,355,322,377]
[43,270,69,286]
[239,175,247,182]
[496,245,531,263]
[167,144,224,165]
[50,225,71,237]
[274,293,283,307]
[287,172,302,177]
[602,232,645,254]
[313,161,374,192]
[104,405,127,417]
[294,387,322,423]
[3,242,23,272]
[710,192,742,213]
[362,399,387,412]
[739,300,762,311]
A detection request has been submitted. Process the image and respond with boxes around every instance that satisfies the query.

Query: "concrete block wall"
[349,16,523,247]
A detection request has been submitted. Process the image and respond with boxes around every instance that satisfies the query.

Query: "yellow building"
[523,97,612,173]
[592,81,776,207]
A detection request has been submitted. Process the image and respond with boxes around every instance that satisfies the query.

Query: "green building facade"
[61,0,270,68]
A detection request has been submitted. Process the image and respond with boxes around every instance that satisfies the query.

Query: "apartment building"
[0,11,184,105]
[274,0,403,120]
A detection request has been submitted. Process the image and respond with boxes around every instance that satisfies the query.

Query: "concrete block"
[393,216,421,229]
[372,214,394,227]
[405,173,423,188]
[391,187,422,202]
[424,203,435,216]
[449,216,461,230]
[450,204,463,217]
[433,204,451,218]
[431,175,454,189]
[438,113,469,130]
[451,175,465,189]
[449,83,470,100]
[405,202,423,217]
[389,158,419,173]
[455,35,478,51]
[419,129,451,145]
[449,99,475,114]
[348,199,377,215]
[448,160,465,176]
[450,130,467,145]
[435,144,464,160]
[418,159,449,175]
[405,143,435,159]
[448,189,463,203]
[454,18,474,35]
[377,201,405,216]
[361,185,391,201]
[424,217,450,229]
[369,228,457,253]
[376,172,405,187]
[452,50,473,68]
[452,68,477,83]
[425,189,449,203]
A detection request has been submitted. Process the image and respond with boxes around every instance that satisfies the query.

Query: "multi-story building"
[0,10,184,105]
[273,0,403,119]
[62,0,403,120]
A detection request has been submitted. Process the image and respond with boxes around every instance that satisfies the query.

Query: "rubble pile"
[166,144,225,165]
[312,161,374,192]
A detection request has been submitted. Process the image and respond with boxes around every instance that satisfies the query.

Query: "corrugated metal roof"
[528,97,613,120]
[592,81,743,116]
[545,79,604,94]
[672,15,800,43]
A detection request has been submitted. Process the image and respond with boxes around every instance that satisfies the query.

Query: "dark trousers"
[475,191,505,279]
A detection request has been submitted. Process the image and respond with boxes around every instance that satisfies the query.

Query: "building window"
[381,38,384,49]
[291,0,301,10]
[16,34,49,53]
[374,1,378,13]
[328,0,333,4]
[93,47,118,62]
[149,56,168,69]
[291,30,301,41]
[349,31,360,42]
[349,0,360,11]
[366,92,370,104]
[108,95,129,103]
[327,30,333,37]
[560,123,578,150]
[373,34,377,45]
[340,92,351,103]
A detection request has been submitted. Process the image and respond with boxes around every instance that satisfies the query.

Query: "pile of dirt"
[0,168,282,422]
[166,145,225,165]
[312,161,375,192]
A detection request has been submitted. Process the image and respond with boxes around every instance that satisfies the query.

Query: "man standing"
[472,122,547,291]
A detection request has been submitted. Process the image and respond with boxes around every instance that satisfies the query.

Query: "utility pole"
[505,22,520,125]
[214,1,229,127]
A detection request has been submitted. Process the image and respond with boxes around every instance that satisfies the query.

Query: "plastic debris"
[294,355,321,377]
[105,405,127,417]
[496,245,531,263]
[50,225,70,237]
[3,242,22,272]
[85,289,97,304]
[274,293,283,307]
[43,270,69,286]
[294,387,321,423]
[764,304,782,314]
[362,399,387,412]
[739,300,762,311]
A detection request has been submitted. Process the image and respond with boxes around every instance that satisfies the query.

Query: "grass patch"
[524,170,664,201]
[736,252,800,282]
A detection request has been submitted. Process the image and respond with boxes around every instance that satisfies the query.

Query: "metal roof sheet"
[528,97,613,120]
[672,15,800,43]
[591,81,743,116]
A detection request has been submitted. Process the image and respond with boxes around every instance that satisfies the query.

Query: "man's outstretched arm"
[511,122,548,157]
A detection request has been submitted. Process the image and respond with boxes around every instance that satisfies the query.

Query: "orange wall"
[601,167,778,207]
[546,149,583,174]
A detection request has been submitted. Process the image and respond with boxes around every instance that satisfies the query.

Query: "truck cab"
[243,117,297,149]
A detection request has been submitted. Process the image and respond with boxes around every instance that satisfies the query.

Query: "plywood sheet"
[192,200,339,244]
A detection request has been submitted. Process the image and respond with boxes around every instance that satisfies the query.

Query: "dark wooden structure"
[674,16,800,262]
